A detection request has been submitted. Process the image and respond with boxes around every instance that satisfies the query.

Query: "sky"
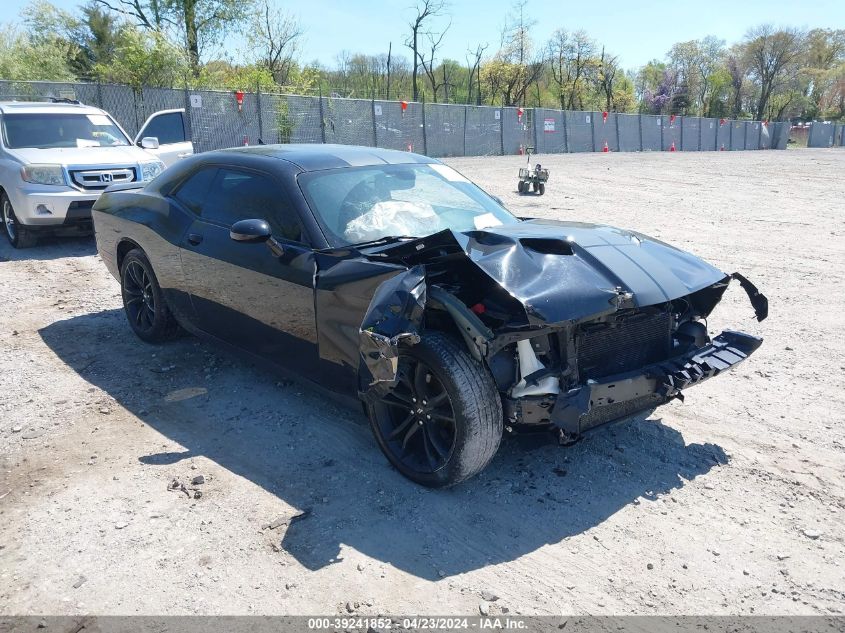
[6,0,845,70]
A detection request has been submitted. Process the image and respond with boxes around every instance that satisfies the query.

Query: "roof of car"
[0,101,106,115]
[211,143,438,172]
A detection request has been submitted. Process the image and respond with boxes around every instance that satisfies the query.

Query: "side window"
[140,112,185,145]
[172,167,217,215]
[203,169,305,243]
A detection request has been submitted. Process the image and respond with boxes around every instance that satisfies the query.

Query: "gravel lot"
[1,149,843,616]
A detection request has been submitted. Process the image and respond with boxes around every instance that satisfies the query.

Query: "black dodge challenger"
[92,144,767,487]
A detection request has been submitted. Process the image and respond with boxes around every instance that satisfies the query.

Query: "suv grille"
[576,309,672,380]
[69,167,136,191]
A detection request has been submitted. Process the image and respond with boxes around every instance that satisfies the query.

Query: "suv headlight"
[21,164,66,186]
[140,160,166,182]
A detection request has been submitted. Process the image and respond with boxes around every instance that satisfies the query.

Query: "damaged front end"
[350,220,768,441]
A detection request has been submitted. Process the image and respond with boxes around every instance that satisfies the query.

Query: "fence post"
[614,112,620,152]
[679,116,684,150]
[462,105,468,156]
[660,115,664,150]
[318,87,326,144]
[182,85,194,148]
[421,98,428,155]
[256,83,264,143]
[96,80,103,109]
[371,98,378,147]
[698,116,702,151]
[562,110,569,153]
[590,111,596,152]
[499,102,505,156]
[638,113,643,151]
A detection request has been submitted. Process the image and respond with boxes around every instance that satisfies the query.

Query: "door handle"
[187,233,203,245]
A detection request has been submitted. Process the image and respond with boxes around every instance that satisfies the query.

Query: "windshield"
[299,163,518,246]
[2,113,130,149]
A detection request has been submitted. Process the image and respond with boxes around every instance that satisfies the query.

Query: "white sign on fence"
[544,118,555,133]
[374,104,382,116]
[494,110,500,120]
[190,94,203,108]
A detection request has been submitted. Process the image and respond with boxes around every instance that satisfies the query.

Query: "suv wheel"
[367,331,503,487]
[2,193,37,248]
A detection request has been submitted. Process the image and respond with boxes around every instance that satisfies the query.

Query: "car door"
[135,110,193,167]
[173,166,321,378]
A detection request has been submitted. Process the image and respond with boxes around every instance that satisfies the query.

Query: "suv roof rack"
[49,97,81,105]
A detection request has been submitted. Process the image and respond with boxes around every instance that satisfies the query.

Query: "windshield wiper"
[346,235,417,249]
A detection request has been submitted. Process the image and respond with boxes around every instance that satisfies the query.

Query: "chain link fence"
[0,79,800,158]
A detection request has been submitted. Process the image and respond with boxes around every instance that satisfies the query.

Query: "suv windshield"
[2,112,130,149]
[299,163,518,246]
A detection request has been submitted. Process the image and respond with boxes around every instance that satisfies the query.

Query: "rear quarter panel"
[93,189,193,318]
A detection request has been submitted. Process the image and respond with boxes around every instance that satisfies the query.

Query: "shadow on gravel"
[41,308,729,580]
[0,235,96,261]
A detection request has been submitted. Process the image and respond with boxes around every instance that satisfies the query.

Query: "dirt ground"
[1,149,843,617]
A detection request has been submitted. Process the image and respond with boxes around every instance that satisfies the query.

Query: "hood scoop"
[519,237,573,256]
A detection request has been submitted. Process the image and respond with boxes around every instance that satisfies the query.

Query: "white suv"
[0,100,193,248]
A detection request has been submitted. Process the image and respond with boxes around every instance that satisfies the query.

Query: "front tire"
[366,331,503,487]
[120,249,180,343]
[2,193,37,248]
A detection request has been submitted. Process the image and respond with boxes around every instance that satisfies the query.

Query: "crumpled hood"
[370,218,728,325]
[7,145,154,167]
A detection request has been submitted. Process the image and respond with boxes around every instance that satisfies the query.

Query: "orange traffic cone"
[669,141,676,152]
[602,140,609,152]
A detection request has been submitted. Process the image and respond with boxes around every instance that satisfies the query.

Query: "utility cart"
[517,163,549,195]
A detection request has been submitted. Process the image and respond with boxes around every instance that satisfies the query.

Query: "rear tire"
[2,193,37,249]
[538,183,545,195]
[120,249,180,343]
[517,180,525,193]
[366,331,503,487]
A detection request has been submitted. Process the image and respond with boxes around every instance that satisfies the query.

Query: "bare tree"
[742,25,805,120]
[385,41,392,99]
[466,42,487,105]
[405,0,448,101]
[418,21,451,101]
[246,0,302,85]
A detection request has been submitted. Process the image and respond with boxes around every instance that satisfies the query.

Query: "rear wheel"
[517,180,525,193]
[2,193,37,248]
[120,249,180,343]
[532,181,539,193]
[367,331,503,487]
[538,183,545,195]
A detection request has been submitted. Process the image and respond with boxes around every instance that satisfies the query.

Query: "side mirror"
[140,136,160,149]
[230,219,271,242]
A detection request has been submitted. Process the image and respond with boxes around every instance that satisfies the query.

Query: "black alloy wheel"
[120,248,180,343]
[374,356,457,474]
[367,331,503,487]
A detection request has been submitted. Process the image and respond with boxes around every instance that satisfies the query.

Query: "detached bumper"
[551,330,763,435]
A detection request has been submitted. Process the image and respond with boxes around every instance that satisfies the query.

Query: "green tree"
[93,26,189,89]
[0,25,75,80]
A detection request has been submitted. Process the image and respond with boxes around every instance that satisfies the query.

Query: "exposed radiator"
[576,309,672,380]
